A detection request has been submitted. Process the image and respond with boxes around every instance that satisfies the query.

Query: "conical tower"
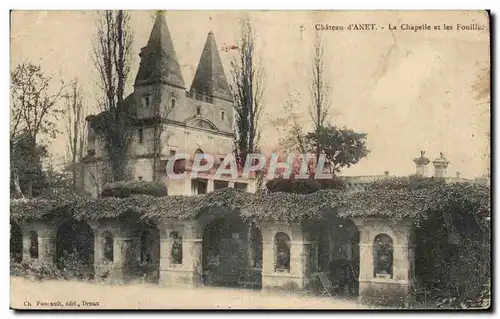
[190,31,232,102]
[135,11,185,88]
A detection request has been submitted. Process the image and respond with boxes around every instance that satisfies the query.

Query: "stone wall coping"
[359,278,410,285]
[262,272,305,279]
[37,236,56,240]
[359,243,414,249]
[182,239,203,243]
[262,241,311,245]
[160,267,194,273]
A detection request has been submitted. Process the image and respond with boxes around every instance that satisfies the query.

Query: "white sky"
[10,10,490,178]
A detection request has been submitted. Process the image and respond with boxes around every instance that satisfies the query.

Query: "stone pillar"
[353,218,414,299]
[247,179,257,193]
[183,237,203,287]
[261,222,309,291]
[159,221,202,287]
[433,153,450,178]
[357,226,374,285]
[207,179,214,193]
[112,236,132,282]
[159,226,170,283]
[92,221,133,283]
[413,151,430,177]
[21,221,57,264]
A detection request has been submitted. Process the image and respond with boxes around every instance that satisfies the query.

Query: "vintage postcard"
[10,10,490,310]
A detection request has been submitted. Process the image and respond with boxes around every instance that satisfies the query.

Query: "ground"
[10,277,369,310]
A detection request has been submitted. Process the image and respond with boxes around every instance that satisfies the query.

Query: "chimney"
[433,152,450,178]
[413,151,430,176]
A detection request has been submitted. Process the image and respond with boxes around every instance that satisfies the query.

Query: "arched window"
[29,231,38,259]
[274,232,291,272]
[103,232,114,262]
[170,231,183,265]
[373,234,393,278]
[196,106,201,115]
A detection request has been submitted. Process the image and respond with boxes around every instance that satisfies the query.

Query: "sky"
[10,10,490,178]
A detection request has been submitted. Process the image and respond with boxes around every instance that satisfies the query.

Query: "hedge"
[10,177,490,225]
[101,180,168,198]
[266,178,346,194]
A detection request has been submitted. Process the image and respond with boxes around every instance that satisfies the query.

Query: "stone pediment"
[186,117,218,131]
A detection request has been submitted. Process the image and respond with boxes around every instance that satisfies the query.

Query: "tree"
[63,78,87,191]
[270,32,369,177]
[309,31,330,164]
[92,10,134,182]
[10,62,65,197]
[269,93,307,154]
[230,17,265,167]
[305,124,369,174]
[10,134,48,198]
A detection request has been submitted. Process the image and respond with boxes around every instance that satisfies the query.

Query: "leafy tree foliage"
[305,124,369,174]
[231,17,264,168]
[10,134,48,198]
[10,63,65,197]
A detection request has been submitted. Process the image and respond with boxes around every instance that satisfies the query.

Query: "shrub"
[101,180,168,198]
[56,251,94,280]
[10,260,67,281]
[11,252,95,282]
[266,177,345,194]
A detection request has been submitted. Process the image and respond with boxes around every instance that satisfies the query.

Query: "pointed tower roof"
[134,11,185,88]
[190,31,232,101]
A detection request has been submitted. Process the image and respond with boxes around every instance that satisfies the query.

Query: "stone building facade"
[81,11,255,197]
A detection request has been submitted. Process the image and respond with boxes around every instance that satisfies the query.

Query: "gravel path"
[10,277,369,310]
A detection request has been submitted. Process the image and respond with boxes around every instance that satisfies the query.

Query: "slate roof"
[134,11,185,88]
[190,32,232,101]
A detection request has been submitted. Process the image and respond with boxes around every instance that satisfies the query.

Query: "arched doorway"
[306,217,360,296]
[202,215,262,289]
[330,218,360,296]
[10,222,22,263]
[138,222,160,283]
[56,220,94,280]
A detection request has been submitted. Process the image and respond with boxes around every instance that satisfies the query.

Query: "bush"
[56,251,94,280]
[10,260,67,281]
[11,252,94,282]
[266,177,345,194]
[101,180,168,198]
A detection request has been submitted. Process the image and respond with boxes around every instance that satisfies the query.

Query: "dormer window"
[143,94,150,107]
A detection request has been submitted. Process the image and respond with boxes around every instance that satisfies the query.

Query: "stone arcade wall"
[14,215,415,299]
